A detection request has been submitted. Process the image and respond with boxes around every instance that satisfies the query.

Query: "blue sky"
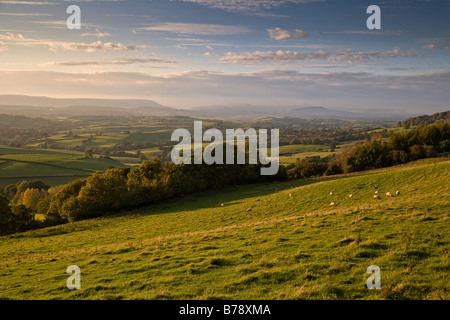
[0,0,449,113]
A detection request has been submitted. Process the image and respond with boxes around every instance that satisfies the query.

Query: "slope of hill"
[0,159,448,300]
[0,95,168,109]
[402,110,450,128]
[0,95,179,118]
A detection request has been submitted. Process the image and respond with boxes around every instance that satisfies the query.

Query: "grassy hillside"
[0,146,126,186]
[0,159,448,300]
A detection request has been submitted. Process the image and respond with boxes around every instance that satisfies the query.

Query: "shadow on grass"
[116,178,321,217]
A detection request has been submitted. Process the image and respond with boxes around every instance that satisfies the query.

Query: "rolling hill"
[0,158,448,300]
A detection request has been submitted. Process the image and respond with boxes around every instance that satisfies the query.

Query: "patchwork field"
[0,158,448,300]
[0,146,126,187]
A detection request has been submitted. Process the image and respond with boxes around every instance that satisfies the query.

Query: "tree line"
[286,121,450,179]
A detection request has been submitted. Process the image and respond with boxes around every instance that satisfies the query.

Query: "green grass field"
[0,146,127,187]
[279,144,327,154]
[0,158,448,300]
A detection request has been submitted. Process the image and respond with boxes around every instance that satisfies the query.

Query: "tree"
[0,195,14,236]
[84,148,94,158]
[75,168,130,219]
[11,205,34,232]
[18,188,48,211]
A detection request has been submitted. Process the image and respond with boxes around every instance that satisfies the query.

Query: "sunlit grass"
[0,159,448,300]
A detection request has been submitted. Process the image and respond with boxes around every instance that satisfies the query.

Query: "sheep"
[220,203,225,207]
[349,194,353,198]
[375,190,379,194]
[396,190,400,196]
[386,192,392,197]
[330,202,337,206]
[330,192,333,196]
[289,193,293,198]
[374,195,380,199]
[246,208,252,212]
[373,185,378,189]
[256,198,261,202]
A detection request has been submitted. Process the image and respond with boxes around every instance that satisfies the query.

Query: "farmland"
[0,146,124,186]
[0,158,448,300]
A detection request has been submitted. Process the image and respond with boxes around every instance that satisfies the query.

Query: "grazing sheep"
[349,194,353,198]
[373,185,378,189]
[220,203,225,207]
[289,193,293,198]
[386,192,392,197]
[374,195,380,199]
[246,208,252,212]
[330,192,333,196]
[375,190,379,194]
[330,202,337,207]
[256,198,261,202]
[396,190,400,196]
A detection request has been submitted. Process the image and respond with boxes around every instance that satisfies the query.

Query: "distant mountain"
[194,104,412,120]
[0,95,169,109]
[0,95,414,120]
[287,106,356,119]
[0,95,179,117]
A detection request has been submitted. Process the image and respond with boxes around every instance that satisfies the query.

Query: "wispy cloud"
[220,50,330,64]
[48,41,139,53]
[220,47,418,64]
[0,12,52,16]
[178,0,324,15]
[29,20,100,29]
[81,29,111,38]
[135,23,250,35]
[0,1,54,4]
[267,28,309,40]
[0,32,141,52]
[43,56,176,66]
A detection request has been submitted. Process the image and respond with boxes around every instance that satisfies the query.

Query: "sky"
[0,0,449,113]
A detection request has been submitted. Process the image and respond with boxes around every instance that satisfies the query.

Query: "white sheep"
[246,208,252,212]
[220,203,225,207]
[330,202,337,206]
[374,195,381,199]
[289,193,293,198]
[349,194,353,198]
[375,190,379,194]
[330,192,333,196]
[396,190,400,196]
[386,192,392,197]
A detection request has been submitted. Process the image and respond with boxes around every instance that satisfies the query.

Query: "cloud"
[48,41,138,53]
[220,50,330,64]
[0,1,54,4]
[267,28,309,40]
[382,47,418,58]
[422,42,450,52]
[0,12,52,16]
[29,20,99,29]
[81,29,111,38]
[136,23,250,35]
[220,48,418,64]
[177,0,324,15]
[43,56,176,67]
[0,42,8,52]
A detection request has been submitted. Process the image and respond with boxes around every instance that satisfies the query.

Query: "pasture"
[0,158,448,300]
